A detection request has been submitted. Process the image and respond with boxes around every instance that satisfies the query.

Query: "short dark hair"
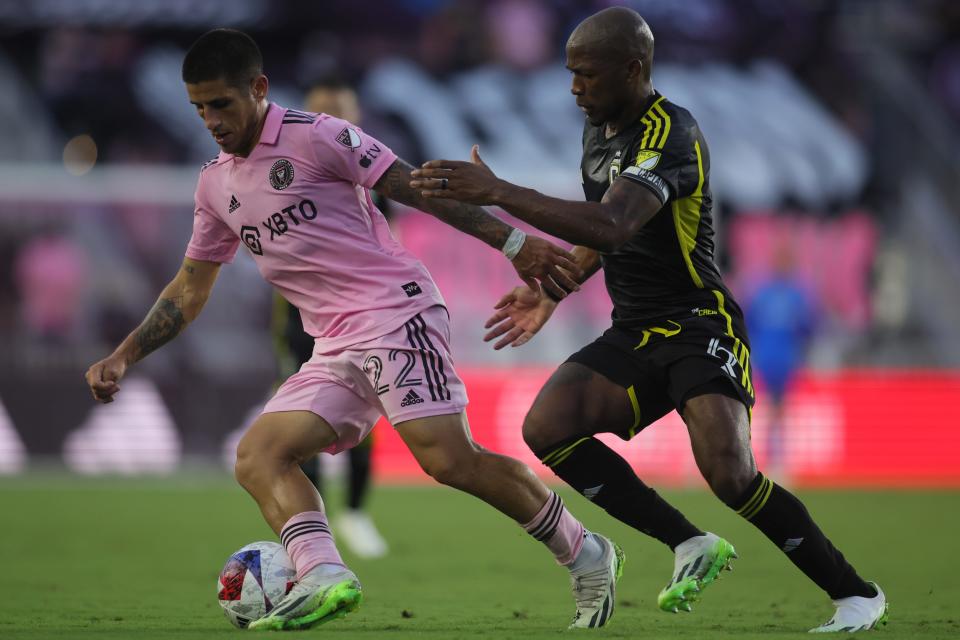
[182,28,263,89]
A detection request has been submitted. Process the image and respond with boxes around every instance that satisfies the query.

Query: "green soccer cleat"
[248,567,362,631]
[569,533,625,629]
[657,532,736,613]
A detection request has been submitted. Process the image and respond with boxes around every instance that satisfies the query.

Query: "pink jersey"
[186,103,446,352]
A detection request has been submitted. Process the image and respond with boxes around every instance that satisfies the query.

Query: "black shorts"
[567,312,755,440]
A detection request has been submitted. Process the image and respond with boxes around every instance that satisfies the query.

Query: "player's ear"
[251,74,269,101]
[626,59,643,82]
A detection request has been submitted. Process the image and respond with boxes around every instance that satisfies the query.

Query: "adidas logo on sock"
[782,537,804,552]
[228,194,241,213]
[582,485,604,501]
[400,389,424,407]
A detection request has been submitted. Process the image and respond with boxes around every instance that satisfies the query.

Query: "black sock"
[536,436,702,550]
[347,445,372,511]
[300,457,322,494]
[728,473,875,599]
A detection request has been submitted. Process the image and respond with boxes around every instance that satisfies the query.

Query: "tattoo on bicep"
[184,264,195,275]
[134,297,186,360]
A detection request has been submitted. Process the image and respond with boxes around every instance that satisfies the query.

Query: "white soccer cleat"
[809,582,888,633]
[248,566,362,631]
[568,533,625,629]
[335,510,389,559]
[658,532,737,613]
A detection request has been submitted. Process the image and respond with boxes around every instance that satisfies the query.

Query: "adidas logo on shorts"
[400,389,424,407]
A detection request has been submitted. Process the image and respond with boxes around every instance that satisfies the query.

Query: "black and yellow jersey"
[581,91,747,337]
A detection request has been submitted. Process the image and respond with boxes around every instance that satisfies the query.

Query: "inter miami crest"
[268,159,294,191]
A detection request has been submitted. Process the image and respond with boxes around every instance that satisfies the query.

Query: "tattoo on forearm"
[380,159,422,206]
[377,160,509,248]
[134,297,186,361]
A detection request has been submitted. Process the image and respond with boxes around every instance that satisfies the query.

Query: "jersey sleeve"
[617,105,701,205]
[308,115,398,189]
[184,175,240,263]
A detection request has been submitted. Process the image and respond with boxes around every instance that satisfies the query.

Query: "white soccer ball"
[217,541,297,628]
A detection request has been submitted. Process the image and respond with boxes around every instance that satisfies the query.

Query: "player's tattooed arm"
[132,296,187,361]
[119,258,221,365]
[85,258,220,403]
[376,158,583,297]
[375,158,510,249]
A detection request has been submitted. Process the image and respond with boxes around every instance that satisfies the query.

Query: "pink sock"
[280,511,345,579]
[522,492,585,566]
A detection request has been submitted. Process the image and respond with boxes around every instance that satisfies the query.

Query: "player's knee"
[702,455,756,505]
[416,448,479,489]
[522,403,561,453]
[421,456,466,488]
[234,432,294,490]
[234,444,261,491]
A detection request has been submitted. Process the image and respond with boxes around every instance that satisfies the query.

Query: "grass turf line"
[0,475,957,639]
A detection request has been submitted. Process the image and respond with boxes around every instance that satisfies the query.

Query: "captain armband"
[620,166,669,204]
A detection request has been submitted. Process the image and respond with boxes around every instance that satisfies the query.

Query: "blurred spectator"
[13,233,88,344]
[486,0,556,71]
[746,244,817,475]
[416,1,488,76]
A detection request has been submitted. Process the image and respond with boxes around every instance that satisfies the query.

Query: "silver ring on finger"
[440,178,449,190]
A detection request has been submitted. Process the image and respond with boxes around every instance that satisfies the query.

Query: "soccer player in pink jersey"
[84,29,623,631]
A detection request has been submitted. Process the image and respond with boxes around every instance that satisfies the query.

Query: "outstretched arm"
[483,245,603,349]
[84,257,221,402]
[410,145,663,253]
[374,158,583,298]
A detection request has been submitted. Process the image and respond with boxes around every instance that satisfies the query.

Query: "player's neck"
[234,100,270,158]
[604,86,655,139]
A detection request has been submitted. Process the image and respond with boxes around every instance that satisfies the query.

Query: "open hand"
[484,286,559,350]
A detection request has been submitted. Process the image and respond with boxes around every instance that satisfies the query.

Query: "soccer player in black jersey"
[411,6,887,633]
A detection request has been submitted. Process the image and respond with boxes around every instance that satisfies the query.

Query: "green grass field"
[0,473,957,639]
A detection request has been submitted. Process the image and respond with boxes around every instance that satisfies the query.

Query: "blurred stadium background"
[0,0,959,487]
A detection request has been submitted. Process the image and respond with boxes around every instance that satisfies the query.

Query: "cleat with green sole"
[657,532,737,614]
[249,570,362,631]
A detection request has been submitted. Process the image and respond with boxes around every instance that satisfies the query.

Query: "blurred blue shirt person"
[747,249,817,474]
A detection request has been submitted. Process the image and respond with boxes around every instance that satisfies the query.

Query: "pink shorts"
[262,306,468,454]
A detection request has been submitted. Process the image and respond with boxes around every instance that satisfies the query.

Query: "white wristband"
[502,228,527,261]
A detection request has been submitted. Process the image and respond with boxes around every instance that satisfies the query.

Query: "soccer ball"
[217,541,296,628]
